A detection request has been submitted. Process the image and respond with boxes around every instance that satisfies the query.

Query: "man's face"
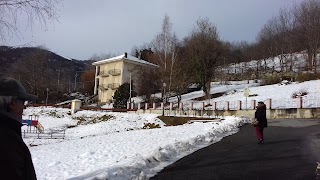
[9,99,26,119]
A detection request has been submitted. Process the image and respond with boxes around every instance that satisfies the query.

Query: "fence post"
[266,99,272,109]
[138,103,141,110]
[189,102,193,110]
[296,97,302,108]
[224,101,229,110]
[251,100,256,110]
[237,100,242,110]
[179,102,183,110]
[130,103,134,109]
[127,103,130,109]
[212,102,216,110]
[153,103,156,110]
[145,103,148,110]
[179,102,183,116]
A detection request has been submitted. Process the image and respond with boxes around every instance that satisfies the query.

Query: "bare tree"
[293,0,320,72]
[169,43,193,105]
[0,0,61,43]
[133,47,160,103]
[277,8,296,72]
[11,46,53,100]
[152,14,178,96]
[185,18,225,99]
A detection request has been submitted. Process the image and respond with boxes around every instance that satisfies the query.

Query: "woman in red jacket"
[254,101,267,144]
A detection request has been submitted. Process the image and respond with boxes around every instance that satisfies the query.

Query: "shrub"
[74,114,115,125]
[291,90,308,98]
[142,123,161,129]
[262,76,281,85]
[296,73,319,82]
[47,111,64,118]
[98,114,114,122]
[262,74,294,85]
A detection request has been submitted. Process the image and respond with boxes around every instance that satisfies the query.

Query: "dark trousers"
[255,126,264,140]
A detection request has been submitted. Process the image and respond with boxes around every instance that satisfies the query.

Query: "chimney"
[124,52,127,58]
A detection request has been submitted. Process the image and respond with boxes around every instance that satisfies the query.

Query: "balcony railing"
[98,84,109,90]
[108,83,120,90]
[99,71,109,77]
[108,69,121,76]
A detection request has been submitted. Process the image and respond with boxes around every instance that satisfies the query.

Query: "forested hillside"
[0,46,95,102]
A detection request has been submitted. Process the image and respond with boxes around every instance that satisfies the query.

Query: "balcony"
[98,84,109,90]
[108,83,120,90]
[108,69,121,76]
[99,71,109,77]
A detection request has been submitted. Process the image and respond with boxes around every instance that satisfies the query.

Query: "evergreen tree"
[113,82,136,108]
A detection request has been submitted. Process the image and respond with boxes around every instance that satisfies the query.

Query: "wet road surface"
[151,119,320,180]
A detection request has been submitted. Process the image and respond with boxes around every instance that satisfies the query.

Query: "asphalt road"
[151,119,320,180]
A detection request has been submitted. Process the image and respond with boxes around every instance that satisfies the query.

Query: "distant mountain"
[0,46,94,75]
[0,46,97,102]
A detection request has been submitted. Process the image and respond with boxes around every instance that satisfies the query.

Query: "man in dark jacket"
[254,101,267,144]
[0,77,37,179]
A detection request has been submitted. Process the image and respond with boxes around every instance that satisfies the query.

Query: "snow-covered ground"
[128,79,320,110]
[193,79,320,110]
[23,108,247,180]
[23,79,320,180]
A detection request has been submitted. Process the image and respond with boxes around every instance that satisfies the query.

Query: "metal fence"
[22,130,66,139]
[302,96,320,108]
[126,96,320,112]
[203,96,320,110]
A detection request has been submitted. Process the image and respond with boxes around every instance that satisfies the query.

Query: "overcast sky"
[5,0,304,60]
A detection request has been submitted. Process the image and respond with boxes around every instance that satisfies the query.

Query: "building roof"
[92,53,159,67]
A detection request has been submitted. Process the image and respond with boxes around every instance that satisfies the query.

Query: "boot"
[257,139,264,144]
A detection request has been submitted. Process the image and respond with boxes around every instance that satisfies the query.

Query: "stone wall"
[135,108,320,119]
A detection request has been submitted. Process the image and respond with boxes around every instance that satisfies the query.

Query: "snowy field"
[128,79,320,110]
[22,108,248,180]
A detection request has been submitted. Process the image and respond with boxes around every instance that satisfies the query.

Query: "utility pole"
[162,82,167,116]
[57,69,61,92]
[46,88,49,107]
[74,73,78,92]
[129,72,132,103]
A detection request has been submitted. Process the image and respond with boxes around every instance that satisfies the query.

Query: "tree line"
[130,0,320,103]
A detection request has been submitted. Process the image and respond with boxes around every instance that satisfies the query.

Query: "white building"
[92,53,158,103]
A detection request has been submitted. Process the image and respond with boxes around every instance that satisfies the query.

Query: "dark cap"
[0,77,37,101]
